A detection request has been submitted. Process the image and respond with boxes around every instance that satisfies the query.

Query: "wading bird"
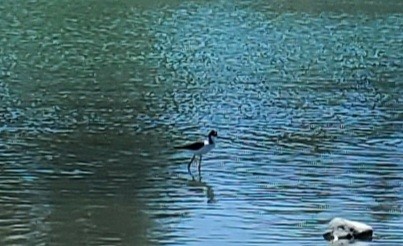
[175,130,218,175]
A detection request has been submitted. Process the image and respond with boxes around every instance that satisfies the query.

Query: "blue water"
[0,0,402,245]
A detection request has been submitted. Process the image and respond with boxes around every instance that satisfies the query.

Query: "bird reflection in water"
[188,176,216,204]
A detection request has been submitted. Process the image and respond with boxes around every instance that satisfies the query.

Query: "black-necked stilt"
[175,130,218,175]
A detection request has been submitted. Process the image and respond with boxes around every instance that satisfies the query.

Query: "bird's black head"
[209,130,218,137]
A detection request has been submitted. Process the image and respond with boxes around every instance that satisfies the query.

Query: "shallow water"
[0,0,402,245]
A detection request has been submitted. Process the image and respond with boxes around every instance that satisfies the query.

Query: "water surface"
[0,0,402,245]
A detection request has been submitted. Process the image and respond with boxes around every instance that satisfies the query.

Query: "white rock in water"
[323,217,373,242]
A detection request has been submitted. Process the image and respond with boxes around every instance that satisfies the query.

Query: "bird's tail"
[174,146,185,149]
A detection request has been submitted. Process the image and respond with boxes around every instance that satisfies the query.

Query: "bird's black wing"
[174,141,204,150]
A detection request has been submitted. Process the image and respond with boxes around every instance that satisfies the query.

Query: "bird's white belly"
[194,143,215,155]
